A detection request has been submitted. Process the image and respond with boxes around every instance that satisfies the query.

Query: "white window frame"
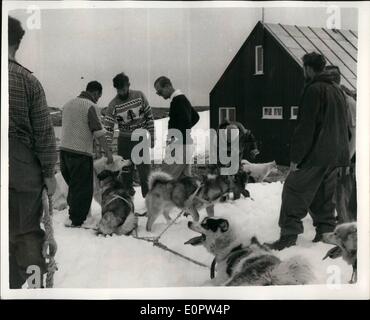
[255,45,264,75]
[219,107,236,125]
[262,106,283,119]
[290,106,299,120]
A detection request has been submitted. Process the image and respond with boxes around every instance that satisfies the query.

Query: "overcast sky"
[9,5,358,108]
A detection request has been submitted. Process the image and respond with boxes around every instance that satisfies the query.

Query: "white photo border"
[1,1,369,300]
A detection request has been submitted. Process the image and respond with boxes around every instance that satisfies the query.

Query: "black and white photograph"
[1,1,369,300]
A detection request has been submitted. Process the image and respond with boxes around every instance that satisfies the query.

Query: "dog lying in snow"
[95,169,137,236]
[241,160,278,183]
[322,222,357,283]
[186,217,315,286]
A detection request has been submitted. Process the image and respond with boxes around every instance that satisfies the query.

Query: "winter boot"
[265,234,297,251]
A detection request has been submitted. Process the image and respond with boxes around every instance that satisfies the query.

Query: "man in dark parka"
[266,52,350,250]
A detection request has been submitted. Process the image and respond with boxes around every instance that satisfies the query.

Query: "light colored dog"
[241,160,278,182]
[145,168,251,232]
[322,222,357,283]
[186,216,315,286]
[53,171,69,211]
[144,170,238,232]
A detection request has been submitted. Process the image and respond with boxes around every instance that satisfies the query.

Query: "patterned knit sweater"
[104,90,155,146]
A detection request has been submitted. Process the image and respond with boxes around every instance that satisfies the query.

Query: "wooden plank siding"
[210,21,305,165]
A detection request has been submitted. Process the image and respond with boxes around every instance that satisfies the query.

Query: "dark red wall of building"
[210,21,305,165]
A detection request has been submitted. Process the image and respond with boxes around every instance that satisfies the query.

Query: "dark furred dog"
[186,217,314,286]
[204,165,250,201]
[96,169,137,236]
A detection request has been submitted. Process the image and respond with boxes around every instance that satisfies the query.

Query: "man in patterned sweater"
[104,73,155,197]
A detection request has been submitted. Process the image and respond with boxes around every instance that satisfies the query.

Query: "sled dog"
[52,155,131,211]
[144,167,248,232]
[186,217,315,286]
[241,160,278,182]
[95,168,137,236]
[322,222,357,283]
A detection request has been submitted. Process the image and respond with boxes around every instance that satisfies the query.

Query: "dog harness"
[192,184,231,208]
[103,194,133,212]
[210,244,243,279]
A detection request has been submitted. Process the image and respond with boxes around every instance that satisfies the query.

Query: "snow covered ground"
[52,181,351,288]
[51,110,352,288]
[150,111,210,162]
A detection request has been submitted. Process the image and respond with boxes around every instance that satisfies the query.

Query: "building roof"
[264,22,357,90]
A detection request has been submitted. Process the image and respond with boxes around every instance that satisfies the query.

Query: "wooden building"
[210,21,357,165]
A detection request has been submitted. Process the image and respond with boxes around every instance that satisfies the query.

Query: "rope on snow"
[133,209,210,270]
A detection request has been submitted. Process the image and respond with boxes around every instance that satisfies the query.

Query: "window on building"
[262,106,283,119]
[255,45,264,75]
[219,107,236,125]
[290,106,299,120]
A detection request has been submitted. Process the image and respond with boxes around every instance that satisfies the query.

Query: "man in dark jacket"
[154,76,200,179]
[266,52,350,251]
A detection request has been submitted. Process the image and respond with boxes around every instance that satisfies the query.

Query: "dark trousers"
[9,138,46,288]
[118,135,151,198]
[335,165,357,223]
[279,166,338,236]
[60,150,93,225]
[162,143,192,180]
[9,231,46,289]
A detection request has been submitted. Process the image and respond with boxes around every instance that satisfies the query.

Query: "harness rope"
[132,182,241,273]
[41,190,58,288]
[104,194,132,208]
[132,183,211,270]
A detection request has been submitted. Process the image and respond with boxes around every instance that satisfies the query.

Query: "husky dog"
[145,168,250,232]
[205,165,250,200]
[241,160,279,183]
[95,169,137,236]
[93,155,136,235]
[53,155,131,212]
[322,222,357,283]
[186,217,315,286]
[93,155,133,204]
[145,172,214,232]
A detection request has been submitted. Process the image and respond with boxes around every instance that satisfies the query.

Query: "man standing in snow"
[325,65,357,223]
[8,16,57,288]
[266,52,350,250]
[154,76,200,179]
[104,72,155,197]
[60,81,113,227]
